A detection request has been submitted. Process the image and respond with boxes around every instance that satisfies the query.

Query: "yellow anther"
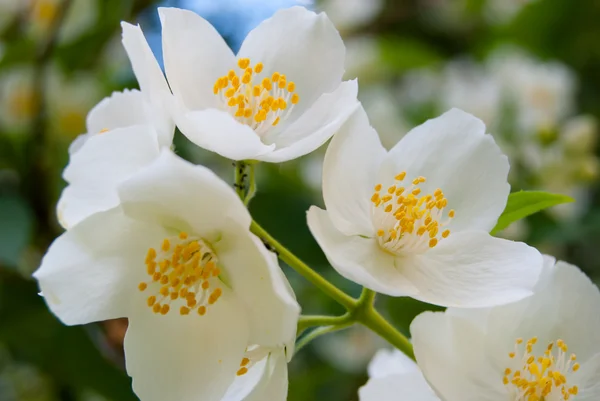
[291,93,299,104]
[237,367,248,376]
[153,304,161,313]
[242,73,251,84]
[429,238,437,248]
[509,352,516,358]
[374,184,382,191]
[225,87,236,98]
[272,72,280,82]
[442,229,450,238]
[395,172,407,181]
[272,117,280,126]
[240,357,250,366]
[138,282,147,291]
[287,82,295,92]
[180,306,190,315]
[160,304,170,315]
[254,62,263,73]
[238,58,250,69]
[228,70,236,79]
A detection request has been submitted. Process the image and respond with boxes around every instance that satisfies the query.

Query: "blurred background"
[1,0,599,400]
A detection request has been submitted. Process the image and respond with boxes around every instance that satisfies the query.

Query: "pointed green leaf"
[491,191,574,235]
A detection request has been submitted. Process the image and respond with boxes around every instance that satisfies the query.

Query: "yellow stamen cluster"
[139,232,223,317]
[371,172,454,254]
[213,58,299,135]
[504,337,580,401]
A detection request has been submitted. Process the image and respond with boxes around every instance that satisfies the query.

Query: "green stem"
[295,323,352,352]
[244,164,256,206]
[250,220,357,310]
[234,161,247,200]
[297,313,352,336]
[357,307,415,361]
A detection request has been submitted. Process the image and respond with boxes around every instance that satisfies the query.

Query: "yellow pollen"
[503,337,580,401]
[237,367,248,376]
[240,358,250,366]
[238,58,250,69]
[371,172,454,254]
[139,232,223,318]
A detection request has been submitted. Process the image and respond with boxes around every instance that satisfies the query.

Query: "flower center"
[138,232,223,317]
[504,337,580,401]
[212,58,299,136]
[370,172,454,255]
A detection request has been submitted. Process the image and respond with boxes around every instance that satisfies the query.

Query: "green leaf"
[491,191,574,235]
[0,195,33,267]
[379,37,443,72]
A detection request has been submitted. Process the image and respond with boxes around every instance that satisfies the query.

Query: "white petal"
[85,90,147,135]
[237,6,345,117]
[58,125,161,229]
[572,353,600,400]
[368,348,418,379]
[307,207,419,296]
[121,23,174,145]
[223,351,288,401]
[125,288,249,401]
[378,108,510,233]
[171,106,275,161]
[359,372,440,401]
[256,80,360,163]
[118,149,251,236]
[320,104,385,236]
[401,231,542,307]
[33,208,167,325]
[214,220,300,349]
[159,7,235,110]
[411,311,504,401]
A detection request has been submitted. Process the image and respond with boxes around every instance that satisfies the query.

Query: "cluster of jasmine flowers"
[33,6,600,401]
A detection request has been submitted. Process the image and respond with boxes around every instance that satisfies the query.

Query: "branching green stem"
[297,313,353,335]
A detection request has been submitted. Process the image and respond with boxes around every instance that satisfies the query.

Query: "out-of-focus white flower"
[123,7,359,163]
[0,66,35,133]
[343,35,382,82]
[489,48,576,133]
[35,150,300,401]
[439,59,502,130]
[561,115,597,154]
[320,0,383,32]
[411,256,600,401]
[27,0,98,44]
[359,348,439,401]
[314,325,387,373]
[45,66,103,140]
[360,85,410,150]
[484,0,537,25]
[308,107,543,307]
[397,68,440,108]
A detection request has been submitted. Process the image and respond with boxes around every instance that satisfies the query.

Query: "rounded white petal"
[121,22,174,145]
[33,208,168,325]
[171,106,275,161]
[237,7,345,117]
[86,90,147,135]
[401,231,542,307]
[125,288,249,401]
[223,351,288,401]
[117,149,251,236]
[58,125,161,229]
[378,108,510,233]
[320,104,385,236]
[307,206,419,296]
[411,311,504,401]
[571,353,600,400]
[368,349,418,379]
[256,80,360,163]
[214,221,300,349]
[159,7,235,110]
[359,372,440,401]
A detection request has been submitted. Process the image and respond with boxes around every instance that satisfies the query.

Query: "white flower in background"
[360,85,410,150]
[411,256,600,401]
[321,0,383,32]
[484,0,538,25]
[124,6,359,162]
[35,151,300,401]
[27,0,98,44]
[561,115,597,155]
[488,48,576,133]
[57,25,175,230]
[439,59,502,131]
[397,68,440,108]
[343,35,382,82]
[359,348,439,401]
[45,66,103,139]
[0,66,35,133]
[314,325,387,374]
[308,107,543,307]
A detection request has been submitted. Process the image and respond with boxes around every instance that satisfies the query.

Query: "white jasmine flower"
[123,6,359,162]
[411,256,600,401]
[359,348,439,401]
[307,107,543,307]
[35,150,300,401]
[57,26,175,230]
